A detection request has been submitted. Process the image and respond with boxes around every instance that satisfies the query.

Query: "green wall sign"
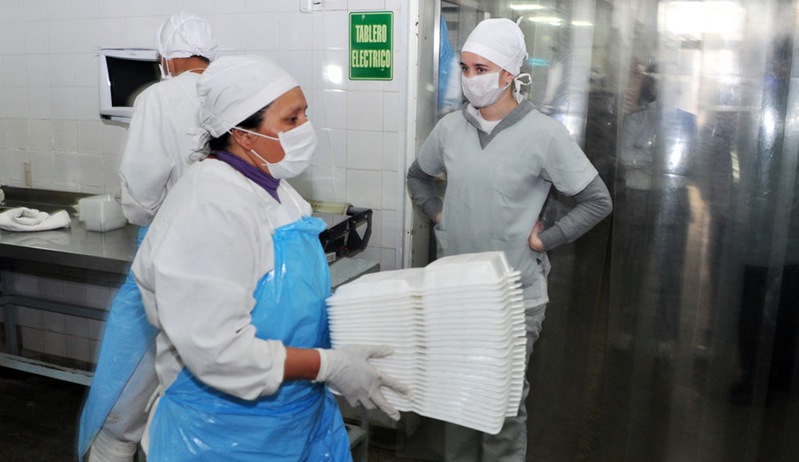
[349,11,393,81]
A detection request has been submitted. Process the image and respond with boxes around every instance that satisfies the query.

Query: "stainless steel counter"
[0,193,378,384]
[0,221,378,284]
[0,222,139,275]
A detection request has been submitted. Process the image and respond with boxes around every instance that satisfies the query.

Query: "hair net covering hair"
[462,18,527,76]
[157,12,217,60]
[197,55,299,137]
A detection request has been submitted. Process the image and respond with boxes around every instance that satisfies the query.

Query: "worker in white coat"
[131,55,406,461]
[407,18,612,461]
[78,12,217,462]
[120,11,217,225]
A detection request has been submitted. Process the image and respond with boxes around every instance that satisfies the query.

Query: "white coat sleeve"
[119,88,175,226]
[146,191,286,400]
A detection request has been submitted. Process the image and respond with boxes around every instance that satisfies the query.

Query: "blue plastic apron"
[78,226,158,458]
[146,215,351,461]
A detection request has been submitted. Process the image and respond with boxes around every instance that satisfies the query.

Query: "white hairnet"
[157,12,217,60]
[462,18,527,76]
[196,55,299,137]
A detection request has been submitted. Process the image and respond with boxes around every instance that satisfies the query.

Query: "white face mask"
[235,120,317,179]
[462,71,510,108]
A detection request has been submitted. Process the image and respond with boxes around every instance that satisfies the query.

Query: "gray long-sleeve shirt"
[407,161,611,251]
[407,99,613,256]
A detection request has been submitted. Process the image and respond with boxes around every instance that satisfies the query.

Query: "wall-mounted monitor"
[98,48,161,123]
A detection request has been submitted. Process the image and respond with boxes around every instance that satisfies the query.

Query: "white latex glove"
[316,345,409,420]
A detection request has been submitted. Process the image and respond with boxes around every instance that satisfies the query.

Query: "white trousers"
[87,345,157,462]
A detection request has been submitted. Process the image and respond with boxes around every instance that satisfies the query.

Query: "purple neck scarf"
[209,151,281,203]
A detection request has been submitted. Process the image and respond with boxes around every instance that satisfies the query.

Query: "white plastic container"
[78,195,128,232]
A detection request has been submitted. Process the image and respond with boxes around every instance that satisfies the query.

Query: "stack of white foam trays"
[326,251,526,434]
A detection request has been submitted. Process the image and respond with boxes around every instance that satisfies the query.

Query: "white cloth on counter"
[132,159,311,400]
[0,207,71,232]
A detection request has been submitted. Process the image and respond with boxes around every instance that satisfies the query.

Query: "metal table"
[0,216,378,384]
[0,188,378,460]
[0,219,137,384]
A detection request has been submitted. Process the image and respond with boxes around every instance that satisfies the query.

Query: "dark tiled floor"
[0,369,85,462]
[0,368,427,462]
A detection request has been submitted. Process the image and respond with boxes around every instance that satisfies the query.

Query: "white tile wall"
[312,89,348,130]
[346,169,382,209]
[369,209,382,247]
[6,87,30,118]
[313,128,347,168]
[0,119,6,147]
[347,91,384,131]
[278,49,314,92]
[0,0,413,360]
[278,11,315,50]
[3,55,27,85]
[25,54,50,87]
[53,120,78,152]
[214,0,244,15]
[312,11,349,51]
[73,0,99,20]
[99,0,126,18]
[124,17,155,48]
[7,119,29,149]
[245,0,279,13]
[28,119,53,151]
[50,54,76,87]
[73,19,101,52]
[30,150,55,186]
[48,0,73,20]
[0,1,24,22]
[24,0,48,22]
[125,0,155,17]
[183,0,214,15]
[245,13,279,50]
[382,131,399,171]
[312,49,348,90]
[51,87,77,119]
[154,0,184,16]
[28,89,53,119]
[99,17,126,47]
[214,14,247,51]
[346,130,383,170]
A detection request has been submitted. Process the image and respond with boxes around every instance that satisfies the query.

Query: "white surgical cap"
[197,55,299,137]
[157,12,217,61]
[462,18,527,76]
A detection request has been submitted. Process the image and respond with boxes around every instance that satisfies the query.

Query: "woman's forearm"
[283,347,322,381]
[538,175,613,250]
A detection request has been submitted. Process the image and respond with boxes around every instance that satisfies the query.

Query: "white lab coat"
[132,159,312,400]
[119,72,204,226]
